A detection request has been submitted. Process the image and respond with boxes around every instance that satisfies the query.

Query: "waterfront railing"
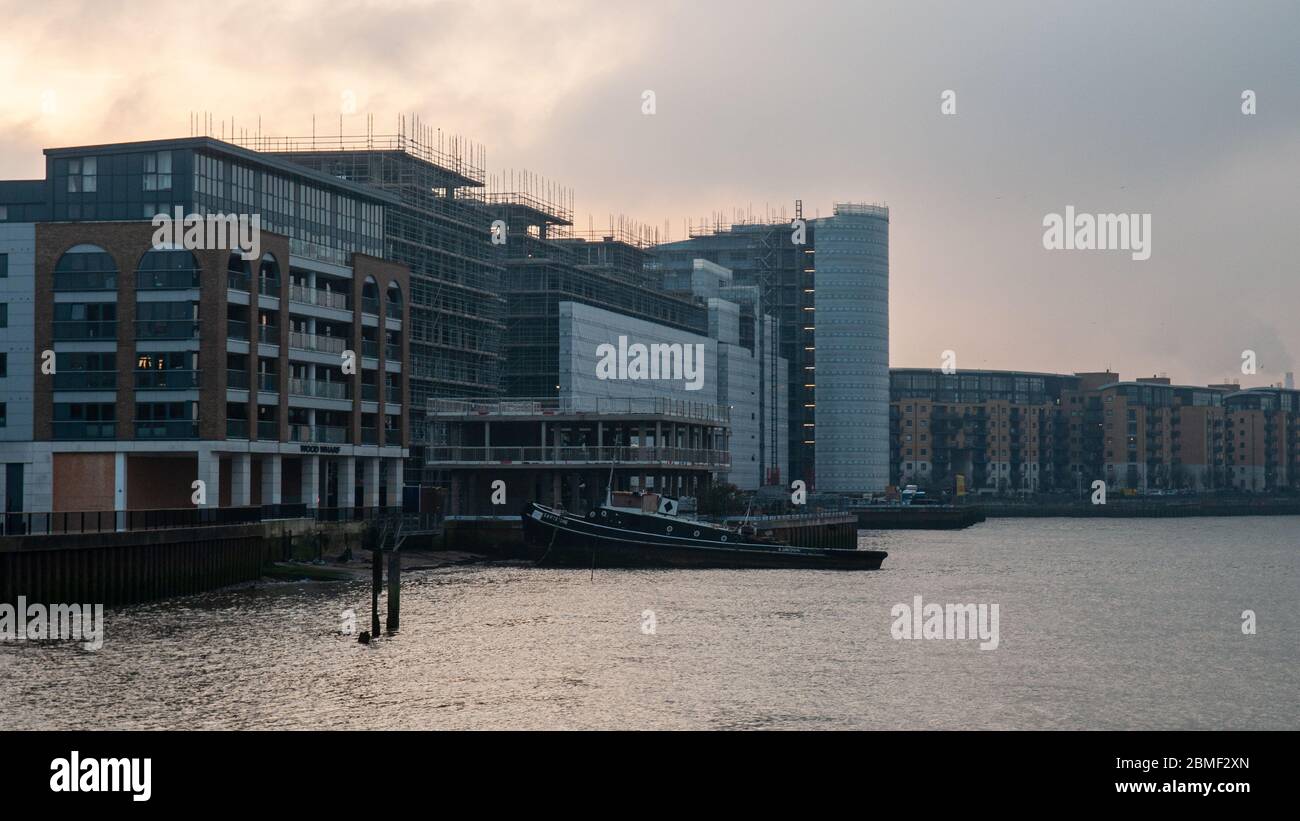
[0,504,419,537]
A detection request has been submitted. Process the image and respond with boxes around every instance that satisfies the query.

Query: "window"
[0,352,7,377]
[0,252,7,276]
[53,351,116,390]
[53,402,116,439]
[0,302,6,328]
[0,403,5,427]
[54,247,117,290]
[143,151,173,191]
[135,401,197,438]
[136,248,199,289]
[66,157,97,193]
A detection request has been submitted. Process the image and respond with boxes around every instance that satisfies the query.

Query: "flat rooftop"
[43,137,401,206]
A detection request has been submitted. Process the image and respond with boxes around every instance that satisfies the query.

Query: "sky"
[1,0,1296,388]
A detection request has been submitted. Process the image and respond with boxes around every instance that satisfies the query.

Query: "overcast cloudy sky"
[1,0,1296,387]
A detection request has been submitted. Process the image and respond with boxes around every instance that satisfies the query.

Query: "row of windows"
[50,245,400,295]
[65,153,173,194]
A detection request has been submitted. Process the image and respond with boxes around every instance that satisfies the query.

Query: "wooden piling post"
[371,547,382,637]
[386,550,400,632]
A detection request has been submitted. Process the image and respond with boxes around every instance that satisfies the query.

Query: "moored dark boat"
[522,492,887,570]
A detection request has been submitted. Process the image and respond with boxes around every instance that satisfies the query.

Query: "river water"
[1,517,1296,729]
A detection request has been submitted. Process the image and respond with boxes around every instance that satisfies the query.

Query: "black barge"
[522,492,887,571]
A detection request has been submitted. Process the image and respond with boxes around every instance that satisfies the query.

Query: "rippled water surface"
[2,517,1296,729]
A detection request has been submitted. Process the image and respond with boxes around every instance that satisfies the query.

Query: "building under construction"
[651,202,891,493]
[244,119,507,485]
[486,214,707,399]
[652,215,814,487]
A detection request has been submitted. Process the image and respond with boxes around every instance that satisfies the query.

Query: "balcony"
[385,428,402,446]
[362,340,379,359]
[52,371,116,390]
[289,331,348,355]
[423,445,729,468]
[229,319,249,341]
[385,343,401,362]
[318,425,350,444]
[227,272,251,291]
[53,320,116,341]
[361,384,379,402]
[227,369,250,390]
[361,296,380,316]
[54,272,117,291]
[258,278,281,297]
[135,369,200,390]
[137,270,199,290]
[258,325,280,345]
[360,427,378,445]
[257,420,279,439]
[289,285,350,311]
[427,396,732,426]
[134,420,199,439]
[52,421,115,439]
[385,386,402,404]
[289,238,350,267]
[288,424,349,444]
[288,378,350,401]
[385,302,402,320]
[258,372,278,392]
[136,319,199,340]
[226,419,249,439]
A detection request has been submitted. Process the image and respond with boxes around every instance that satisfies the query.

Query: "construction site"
[223,115,862,496]
[651,207,816,487]
[235,118,714,490]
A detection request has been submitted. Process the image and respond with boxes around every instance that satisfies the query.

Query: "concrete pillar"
[551,473,562,507]
[196,449,221,508]
[364,457,381,509]
[302,455,320,509]
[385,458,403,509]
[339,456,356,510]
[231,453,252,507]
[28,449,53,514]
[449,473,462,516]
[114,452,127,511]
[114,452,127,531]
[261,454,282,505]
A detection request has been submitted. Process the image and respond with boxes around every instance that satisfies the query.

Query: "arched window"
[136,248,200,290]
[385,281,403,320]
[361,276,380,315]
[54,245,117,291]
[227,253,252,291]
[258,253,280,296]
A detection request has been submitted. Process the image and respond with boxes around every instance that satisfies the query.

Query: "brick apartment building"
[0,138,410,517]
[890,369,1300,495]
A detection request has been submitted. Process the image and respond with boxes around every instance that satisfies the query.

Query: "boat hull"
[522,503,887,570]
